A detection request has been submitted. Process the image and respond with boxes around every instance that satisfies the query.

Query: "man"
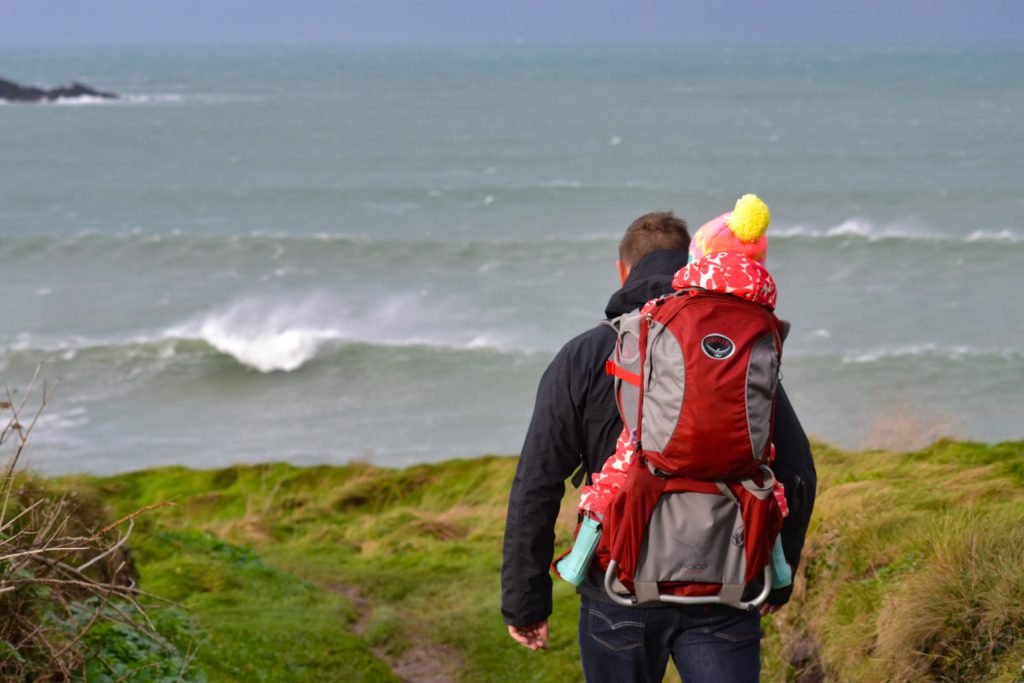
[501,211,816,682]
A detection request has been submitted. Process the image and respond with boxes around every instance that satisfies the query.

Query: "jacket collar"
[604,249,689,319]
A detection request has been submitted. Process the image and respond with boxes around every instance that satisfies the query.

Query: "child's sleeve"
[578,427,636,520]
[577,299,652,520]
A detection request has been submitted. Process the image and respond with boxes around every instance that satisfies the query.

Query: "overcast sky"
[2,0,1022,48]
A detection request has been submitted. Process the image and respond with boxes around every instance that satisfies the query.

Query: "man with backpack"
[501,209,816,681]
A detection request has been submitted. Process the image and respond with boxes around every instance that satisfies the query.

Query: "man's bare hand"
[508,621,549,650]
[759,603,782,617]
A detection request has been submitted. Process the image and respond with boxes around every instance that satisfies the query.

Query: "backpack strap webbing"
[605,359,641,387]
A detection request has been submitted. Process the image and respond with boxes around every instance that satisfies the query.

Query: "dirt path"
[326,583,462,683]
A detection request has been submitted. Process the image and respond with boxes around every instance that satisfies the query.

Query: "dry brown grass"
[0,366,186,679]
[770,441,1024,683]
[874,510,1024,682]
[858,396,962,452]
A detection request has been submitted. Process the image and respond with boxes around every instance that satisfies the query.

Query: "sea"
[1,46,1022,474]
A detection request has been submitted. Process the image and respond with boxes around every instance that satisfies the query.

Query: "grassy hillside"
[775,440,1024,682]
[53,439,1024,682]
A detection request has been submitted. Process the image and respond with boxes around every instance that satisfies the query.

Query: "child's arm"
[555,428,635,586]
[579,427,636,520]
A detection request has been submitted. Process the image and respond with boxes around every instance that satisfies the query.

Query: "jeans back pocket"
[587,605,646,651]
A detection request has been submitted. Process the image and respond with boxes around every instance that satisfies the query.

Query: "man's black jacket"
[501,249,817,627]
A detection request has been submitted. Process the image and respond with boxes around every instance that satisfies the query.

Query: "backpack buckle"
[645,459,670,479]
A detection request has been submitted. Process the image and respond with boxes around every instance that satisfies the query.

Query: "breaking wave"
[1,310,533,375]
[5,326,1019,377]
[773,219,1022,244]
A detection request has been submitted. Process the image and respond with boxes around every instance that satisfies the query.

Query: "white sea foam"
[477,261,500,274]
[3,283,540,372]
[966,229,1021,243]
[50,95,119,106]
[545,179,583,189]
[773,218,932,241]
[774,219,1021,244]
[167,300,345,373]
[0,324,530,375]
[36,406,90,431]
[127,94,186,104]
[201,326,327,372]
[43,93,266,108]
[50,93,186,106]
[841,343,1021,364]
[465,334,510,352]
[152,293,537,373]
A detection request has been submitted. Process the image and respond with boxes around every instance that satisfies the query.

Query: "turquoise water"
[1,46,1022,473]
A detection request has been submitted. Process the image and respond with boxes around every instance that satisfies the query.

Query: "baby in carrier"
[555,194,790,589]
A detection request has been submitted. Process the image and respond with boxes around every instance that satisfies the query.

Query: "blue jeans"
[578,596,762,682]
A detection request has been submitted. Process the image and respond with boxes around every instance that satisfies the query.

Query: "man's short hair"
[618,212,690,267]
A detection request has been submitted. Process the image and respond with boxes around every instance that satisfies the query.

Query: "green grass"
[52,439,1024,682]
[69,457,584,681]
[127,528,391,682]
[770,439,1024,682]
[63,464,402,681]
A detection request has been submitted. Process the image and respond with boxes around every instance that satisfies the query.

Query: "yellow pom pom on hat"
[689,193,771,264]
[726,193,770,243]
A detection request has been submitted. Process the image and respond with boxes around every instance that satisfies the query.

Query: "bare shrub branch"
[1,364,197,680]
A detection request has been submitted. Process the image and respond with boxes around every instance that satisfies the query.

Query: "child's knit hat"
[689,193,770,264]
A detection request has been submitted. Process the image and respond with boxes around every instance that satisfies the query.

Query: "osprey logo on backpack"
[701,334,735,360]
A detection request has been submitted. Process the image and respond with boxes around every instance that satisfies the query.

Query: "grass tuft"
[770,439,1024,683]
[875,510,1024,681]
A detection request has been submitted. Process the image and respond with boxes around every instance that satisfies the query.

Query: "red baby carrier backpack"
[599,288,786,608]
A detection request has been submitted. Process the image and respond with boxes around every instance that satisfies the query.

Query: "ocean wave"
[2,220,1019,260]
[167,298,541,371]
[773,219,1022,244]
[5,224,1019,268]
[168,316,339,373]
[6,325,1020,377]
[43,93,265,107]
[965,229,1021,243]
[0,231,622,267]
[1,318,535,375]
[841,343,1023,364]
[48,93,186,106]
[35,406,90,431]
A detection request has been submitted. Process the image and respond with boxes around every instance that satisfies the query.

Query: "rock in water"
[0,76,118,102]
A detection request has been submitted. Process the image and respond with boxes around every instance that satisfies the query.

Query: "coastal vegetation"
[1,375,197,681]
[4,435,1023,680]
